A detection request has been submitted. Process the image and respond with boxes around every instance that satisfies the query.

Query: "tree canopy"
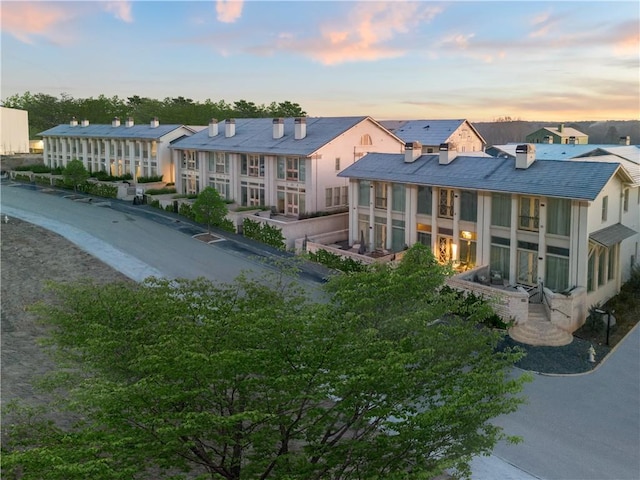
[62,159,90,192]
[2,92,307,139]
[192,186,232,233]
[2,244,528,480]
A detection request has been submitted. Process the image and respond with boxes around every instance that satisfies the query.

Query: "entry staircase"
[508,285,574,347]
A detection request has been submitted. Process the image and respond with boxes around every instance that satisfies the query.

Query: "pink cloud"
[0,1,74,44]
[216,0,243,24]
[281,1,444,65]
[103,1,134,23]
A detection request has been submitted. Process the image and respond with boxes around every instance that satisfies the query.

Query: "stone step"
[508,304,573,346]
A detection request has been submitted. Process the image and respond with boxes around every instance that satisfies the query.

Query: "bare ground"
[1,217,132,409]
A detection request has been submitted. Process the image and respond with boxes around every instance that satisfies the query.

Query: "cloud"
[275,1,444,65]
[0,1,74,44]
[216,0,244,23]
[103,1,134,23]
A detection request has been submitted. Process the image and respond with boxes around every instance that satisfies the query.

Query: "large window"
[241,154,264,177]
[519,196,540,231]
[326,186,348,208]
[374,216,386,249]
[417,186,432,215]
[359,180,370,206]
[438,188,454,218]
[547,198,571,236]
[546,246,570,292]
[517,241,538,285]
[375,182,387,209]
[209,152,228,174]
[491,193,511,227]
[209,177,230,200]
[277,156,305,181]
[459,232,477,268]
[460,190,477,222]
[392,184,405,212]
[240,181,264,206]
[391,219,405,252]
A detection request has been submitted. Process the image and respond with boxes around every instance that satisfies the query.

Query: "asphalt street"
[2,182,638,480]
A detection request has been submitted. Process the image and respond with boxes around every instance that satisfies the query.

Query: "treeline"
[475,120,640,146]
[2,92,307,139]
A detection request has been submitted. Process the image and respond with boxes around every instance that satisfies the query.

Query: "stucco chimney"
[112,117,121,128]
[208,119,219,137]
[125,117,134,128]
[150,117,159,128]
[558,123,564,133]
[619,136,630,145]
[225,119,236,137]
[273,118,284,139]
[404,141,422,163]
[70,117,78,127]
[439,143,457,165]
[81,119,89,127]
[515,144,536,169]
[294,117,307,140]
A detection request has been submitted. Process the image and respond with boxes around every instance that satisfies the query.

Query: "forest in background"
[2,92,638,146]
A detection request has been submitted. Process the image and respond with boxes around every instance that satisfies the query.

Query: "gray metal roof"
[590,223,638,247]
[487,144,640,186]
[338,152,620,201]
[169,116,371,156]
[39,123,188,140]
[379,119,475,145]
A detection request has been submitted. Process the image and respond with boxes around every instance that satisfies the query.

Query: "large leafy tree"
[62,159,90,192]
[192,186,230,233]
[2,245,528,479]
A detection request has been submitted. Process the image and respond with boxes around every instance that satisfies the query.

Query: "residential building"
[337,143,637,337]
[525,123,589,144]
[40,117,196,182]
[380,119,486,153]
[1,106,30,154]
[169,116,404,216]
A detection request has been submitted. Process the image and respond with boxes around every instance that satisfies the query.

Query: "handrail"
[540,282,572,319]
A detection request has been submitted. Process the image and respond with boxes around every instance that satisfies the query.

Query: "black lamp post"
[595,308,613,346]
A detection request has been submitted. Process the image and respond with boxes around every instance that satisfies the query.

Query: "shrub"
[242,218,286,250]
[78,182,118,198]
[14,173,32,182]
[438,285,509,329]
[14,164,52,173]
[178,202,196,220]
[92,171,132,182]
[34,175,52,186]
[145,187,176,195]
[172,193,198,199]
[137,175,164,183]
[307,249,367,273]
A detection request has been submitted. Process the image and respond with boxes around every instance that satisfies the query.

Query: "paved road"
[0,183,326,293]
[2,182,639,480]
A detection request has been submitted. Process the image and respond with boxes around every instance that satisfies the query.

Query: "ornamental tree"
[62,159,89,192]
[2,244,528,479]
[192,186,229,233]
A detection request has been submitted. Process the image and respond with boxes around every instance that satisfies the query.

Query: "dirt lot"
[1,217,131,409]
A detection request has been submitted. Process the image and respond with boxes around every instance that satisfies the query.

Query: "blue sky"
[1,1,638,121]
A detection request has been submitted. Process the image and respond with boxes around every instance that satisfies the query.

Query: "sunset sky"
[1,0,638,121]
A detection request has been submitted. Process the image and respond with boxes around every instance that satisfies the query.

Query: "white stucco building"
[40,117,196,182]
[170,116,404,216]
[1,106,30,154]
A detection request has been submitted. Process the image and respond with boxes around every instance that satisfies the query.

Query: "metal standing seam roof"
[337,153,621,201]
[168,116,372,156]
[38,123,189,140]
[487,144,640,186]
[590,223,638,247]
[379,119,481,146]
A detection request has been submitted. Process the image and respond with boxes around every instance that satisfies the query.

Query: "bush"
[78,182,118,198]
[92,171,132,182]
[33,175,52,186]
[13,173,32,182]
[585,304,605,334]
[242,218,286,250]
[145,187,176,195]
[137,175,164,183]
[178,202,196,220]
[14,164,51,173]
[172,193,198,199]
[439,285,509,329]
[307,249,367,273]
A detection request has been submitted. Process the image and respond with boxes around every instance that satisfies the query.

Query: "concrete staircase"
[508,303,574,346]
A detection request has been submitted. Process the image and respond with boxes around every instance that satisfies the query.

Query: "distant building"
[40,117,197,182]
[526,124,588,144]
[380,119,486,153]
[1,106,30,154]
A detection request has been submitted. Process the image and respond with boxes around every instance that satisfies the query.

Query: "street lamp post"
[595,308,613,346]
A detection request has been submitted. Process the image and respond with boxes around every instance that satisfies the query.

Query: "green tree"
[62,159,90,192]
[2,245,528,479]
[192,186,229,234]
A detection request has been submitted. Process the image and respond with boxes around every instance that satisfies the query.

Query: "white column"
[453,189,461,261]
[479,192,492,265]
[386,183,393,250]
[406,185,417,247]
[538,198,547,285]
[431,188,439,254]
[61,137,68,167]
[368,182,375,251]
[509,196,519,283]
[349,179,359,245]
[81,139,88,169]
